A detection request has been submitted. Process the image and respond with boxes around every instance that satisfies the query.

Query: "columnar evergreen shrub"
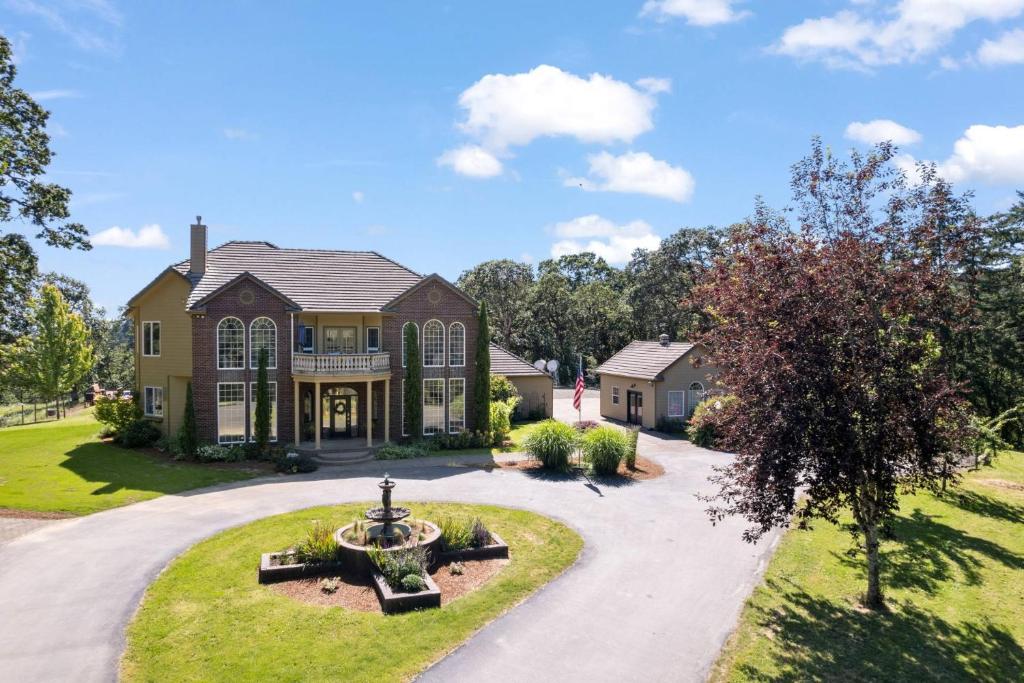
[254,348,271,451]
[474,302,491,433]
[403,323,422,438]
[582,425,628,475]
[523,419,578,470]
[177,382,198,458]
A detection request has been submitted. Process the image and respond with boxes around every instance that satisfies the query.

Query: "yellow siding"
[132,272,193,436]
[599,374,657,429]
[508,375,553,419]
[655,348,718,421]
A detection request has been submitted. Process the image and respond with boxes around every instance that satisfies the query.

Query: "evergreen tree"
[474,301,491,433]
[254,347,271,451]
[403,323,422,438]
[1,284,93,416]
[178,382,198,458]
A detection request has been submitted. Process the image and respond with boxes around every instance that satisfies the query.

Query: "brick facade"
[191,276,295,444]
[383,278,480,442]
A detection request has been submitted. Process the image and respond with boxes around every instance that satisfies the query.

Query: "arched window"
[217,317,245,369]
[423,320,445,367]
[449,322,465,367]
[249,317,277,369]
[687,382,706,417]
[401,322,418,368]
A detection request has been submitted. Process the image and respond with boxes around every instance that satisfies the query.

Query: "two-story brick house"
[126,218,481,450]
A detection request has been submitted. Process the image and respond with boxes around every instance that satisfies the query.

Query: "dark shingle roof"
[489,343,548,377]
[595,341,696,381]
[171,241,423,311]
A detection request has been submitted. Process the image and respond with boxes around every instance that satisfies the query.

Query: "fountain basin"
[334,521,442,576]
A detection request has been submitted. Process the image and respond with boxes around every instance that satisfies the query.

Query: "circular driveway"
[0,432,779,683]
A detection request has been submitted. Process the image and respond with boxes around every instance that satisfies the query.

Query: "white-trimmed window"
[667,391,685,418]
[423,378,445,435]
[249,317,277,369]
[366,326,381,353]
[449,378,466,433]
[687,382,706,417]
[449,322,465,367]
[612,386,620,405]
[249,381,278,442]
[217,317,245,370]
[423,320,444,367]
[142,321,160,357]
[143,386,163,417]
[402,322,418,367]
[217,382,246,444]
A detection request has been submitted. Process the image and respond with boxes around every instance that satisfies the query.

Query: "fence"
[0,399,76,429]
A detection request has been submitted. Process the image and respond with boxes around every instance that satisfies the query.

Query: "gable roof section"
[595,341,696,381]
[190,271,300,311]
[172,241,423,311]
[382,273,478,311]
[489,343,549,377]
[126,267,191,308]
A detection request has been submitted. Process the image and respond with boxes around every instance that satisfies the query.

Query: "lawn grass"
[121,502,582,682]
[711,451,1024,682]
[0,409,256,515]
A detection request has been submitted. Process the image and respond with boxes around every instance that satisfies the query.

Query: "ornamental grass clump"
[295,521,339,564]
[439,516,473,551]
[523,419,578,470]
[581,426,629,476]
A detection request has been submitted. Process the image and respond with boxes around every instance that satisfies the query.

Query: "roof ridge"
[371,250,422,278]
[209,240,279,251]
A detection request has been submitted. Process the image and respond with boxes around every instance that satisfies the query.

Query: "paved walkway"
[0,516,59,546]
[0,433,779,683]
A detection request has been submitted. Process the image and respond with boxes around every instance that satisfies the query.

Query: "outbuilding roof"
[489,343,549,377]
[595,340,697,381]
[171,241,423,311]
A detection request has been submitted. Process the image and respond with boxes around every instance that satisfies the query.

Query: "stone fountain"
[364,473,410,543]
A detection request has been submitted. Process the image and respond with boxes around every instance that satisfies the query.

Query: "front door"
[626,391,643,426]
[328,396,353,438]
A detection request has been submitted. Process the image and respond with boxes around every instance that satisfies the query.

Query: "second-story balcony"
[292,352,391,377]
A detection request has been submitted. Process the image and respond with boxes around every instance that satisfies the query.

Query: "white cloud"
[436,145,503,178]
[91,224,170,249]
[936,124,1024,184]
[30,89,81,101]
[775,1,1024,68]
[223,127,256,141]
[352,191,364,203]
[454,64,660,151]
[564,151,695,202]
[845,119,922,146]
[549,215,661,265]
[977,28,1024,64]
[635,76,672,94]
[640,0,751,26]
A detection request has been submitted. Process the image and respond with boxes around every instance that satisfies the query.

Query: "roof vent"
[189,216,207,276]
[659,333,670,346]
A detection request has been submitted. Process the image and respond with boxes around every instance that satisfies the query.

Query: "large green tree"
[0,35,89,344]
[456,259,534,354]
[1,283,94,415]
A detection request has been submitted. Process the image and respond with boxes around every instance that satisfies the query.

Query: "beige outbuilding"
[489,343,554,419]
[595,335,717,430]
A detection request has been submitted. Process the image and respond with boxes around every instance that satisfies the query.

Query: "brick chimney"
[189,215,207,275]
[659,333,670,346]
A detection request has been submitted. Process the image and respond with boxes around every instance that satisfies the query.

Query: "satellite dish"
[533,359,547,371]
[546,359,559,374]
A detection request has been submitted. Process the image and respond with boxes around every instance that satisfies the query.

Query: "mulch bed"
[0,508,74,520]
[100,440,275,473]
[494,454,665,481]
[269,558,509,611]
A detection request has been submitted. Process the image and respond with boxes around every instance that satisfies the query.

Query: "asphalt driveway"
[0,409,779,682]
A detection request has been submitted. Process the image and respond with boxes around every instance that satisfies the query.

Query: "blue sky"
[5,0,1024,313]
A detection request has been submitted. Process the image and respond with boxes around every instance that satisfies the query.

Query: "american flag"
[573,359,584,411]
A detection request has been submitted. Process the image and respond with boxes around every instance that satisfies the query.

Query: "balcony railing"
[292,352,391,376]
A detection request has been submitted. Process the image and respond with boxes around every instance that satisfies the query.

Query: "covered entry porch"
[291,376,391,451]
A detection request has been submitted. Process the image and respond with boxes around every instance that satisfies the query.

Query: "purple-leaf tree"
[693,140,975,609]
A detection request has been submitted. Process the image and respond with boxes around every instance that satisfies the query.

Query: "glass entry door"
[627,391,643,426]
[324,326,357,354]
[322,387,358,439]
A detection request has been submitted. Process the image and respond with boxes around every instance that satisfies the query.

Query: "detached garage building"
[489,343,554,419]
[596,335,716,429]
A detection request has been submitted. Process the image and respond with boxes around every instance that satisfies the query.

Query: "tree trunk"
[864,522,884,610]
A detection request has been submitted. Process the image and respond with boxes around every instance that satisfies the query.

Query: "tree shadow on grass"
[947,490,1024,525]
[832,508,1024,594]
[739,578,1024,682]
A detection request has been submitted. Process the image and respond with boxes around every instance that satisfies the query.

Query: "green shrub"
[295,521,339,564]
[688,395,739,450]
[273,451,318,473]
[94,396,141,436]
[489,375,521,405]
[376,443,430,460]
[470,517,492,547]
[120,419,162,448]
[439,516,473,551]
[429,430,490,451]
[625,426,640,469]
[582,425,628,475]
[523,419,578,470]
[400,574,426,593]
[655,416,688,434]
[197,443,246,463]
[367,546,428,590]
[489,400,514,445]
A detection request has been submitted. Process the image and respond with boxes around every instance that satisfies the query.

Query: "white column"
[384,378,390,443]
[314,379,321,450]
[365,379,373,448]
